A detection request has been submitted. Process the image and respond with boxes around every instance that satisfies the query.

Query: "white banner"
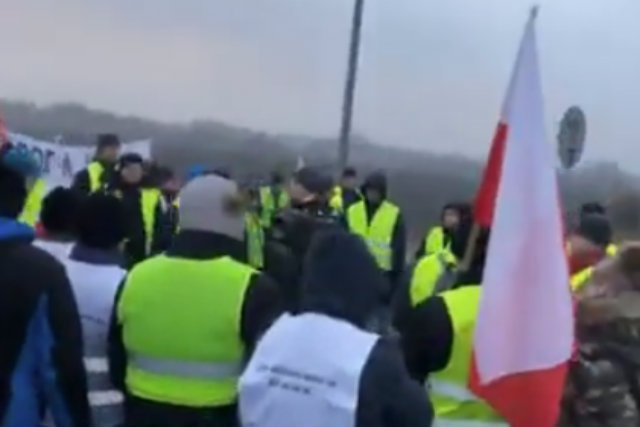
[7,132,152,190]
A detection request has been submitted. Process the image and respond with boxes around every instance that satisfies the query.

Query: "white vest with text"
[239,313,378,427]
[63,258,126,427]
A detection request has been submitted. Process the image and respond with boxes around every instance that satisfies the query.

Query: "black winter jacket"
[108,231,283,427]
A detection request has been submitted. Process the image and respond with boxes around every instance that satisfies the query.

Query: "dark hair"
[342,167,357,178]
[580,202,606,217]
[40,187,81,235]
[97,133,121,150]
[0,162,27,219]
[77,194,126,249]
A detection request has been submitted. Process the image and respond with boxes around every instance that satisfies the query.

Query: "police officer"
[346,171,406,290]
[259,171,289,229]
[73,134,121,194]
[396,227,506,427]
[239,230,432,427]
[108,174,282,427]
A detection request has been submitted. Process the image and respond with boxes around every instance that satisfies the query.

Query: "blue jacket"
[0,218,90,427]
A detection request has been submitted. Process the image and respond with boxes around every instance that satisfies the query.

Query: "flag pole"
[459,6,539,274]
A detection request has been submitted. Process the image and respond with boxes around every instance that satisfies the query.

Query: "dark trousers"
[124,396,237,427]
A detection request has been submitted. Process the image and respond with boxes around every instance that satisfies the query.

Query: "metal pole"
[338,0,365,173]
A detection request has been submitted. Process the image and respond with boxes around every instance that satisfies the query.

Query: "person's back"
[264,166,341,312]
[109,174,282,427]
[0,163,90,427]
[240,230,433,427]
[64,193,128,427]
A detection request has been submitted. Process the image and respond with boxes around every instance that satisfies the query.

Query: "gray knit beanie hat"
[178,175,244,240]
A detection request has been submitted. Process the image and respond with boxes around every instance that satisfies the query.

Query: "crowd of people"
[1,133,639,427]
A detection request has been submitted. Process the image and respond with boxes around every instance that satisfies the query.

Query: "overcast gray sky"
[1,0,639,168]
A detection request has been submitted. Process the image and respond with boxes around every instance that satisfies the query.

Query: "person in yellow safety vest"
[347,172,406,291]
[568,213,613,292]
[416,203,470,260]
[395,227,507,427]
[72,133,121,194]
[259,172,289,229]
[0,144,46,227]
[329,167,362,214]
[108,174,282,427]
[243,186,265,269]
[107,154,164,268]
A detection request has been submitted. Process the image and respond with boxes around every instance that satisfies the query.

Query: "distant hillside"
[2,99,639,243]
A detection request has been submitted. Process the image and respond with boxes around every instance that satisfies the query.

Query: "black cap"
[294,166,333,195]
[97,134,121,149]
[118,153,143,168]
[576,214,612,248]
[342,167,357,178]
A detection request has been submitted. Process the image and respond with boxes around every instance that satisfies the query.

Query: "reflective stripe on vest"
[410,251,457,306]
[245,213,265,269]
[87,162,105,193]
[89,390,124,407]
[141,189,161,256]
[119,255,254,407]
[84,357,109,373]
[347,201,400,271]
[130,353,242,379]
[430,286,504,424]
[433,418,507,427]
[19,178,46,227]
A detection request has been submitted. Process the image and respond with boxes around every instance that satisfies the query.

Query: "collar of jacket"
[167,230,246,262]
[0,217,35,242]
[70,243,123,266]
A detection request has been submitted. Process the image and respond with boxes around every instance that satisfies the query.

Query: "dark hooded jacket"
[264,197,343,312]
[296,230,433,427]
[0,218,90,427]
[359,173,407,293]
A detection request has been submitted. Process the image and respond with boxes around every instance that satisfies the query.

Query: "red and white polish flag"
[470,8,574,427]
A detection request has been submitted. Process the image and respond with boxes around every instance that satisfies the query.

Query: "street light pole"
[338,0,365,173]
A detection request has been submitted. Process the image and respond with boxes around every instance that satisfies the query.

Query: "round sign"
[557,106,587,170]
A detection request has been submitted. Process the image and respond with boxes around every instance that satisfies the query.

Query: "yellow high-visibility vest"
[347,200,399,271]
[245,212,265,269]
[431,286,506,427]
[87,161,105,193]
[119,255,254,407]
[425,226,451,256]
[19,178,46,227]
[410,250,457,306]
[141,189,161,255]
[259,186,289,228]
